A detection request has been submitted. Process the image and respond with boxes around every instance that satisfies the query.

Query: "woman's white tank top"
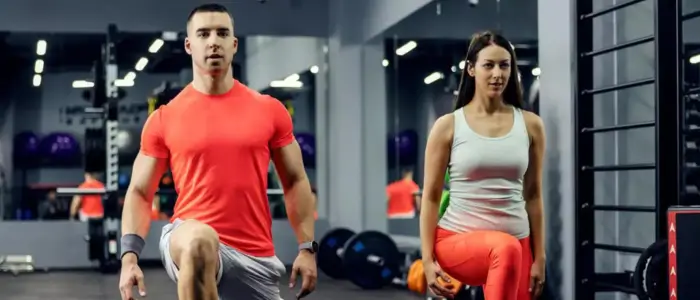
[437,106,531,239]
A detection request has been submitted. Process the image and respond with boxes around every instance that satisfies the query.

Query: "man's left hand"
[289,250,317,299]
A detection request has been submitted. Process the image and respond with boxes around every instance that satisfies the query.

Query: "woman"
[420,31,546,300]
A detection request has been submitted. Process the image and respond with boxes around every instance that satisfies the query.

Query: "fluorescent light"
[32,74,42,87]
[458,60,465,70]
[148,39,165,54]
[690,54,700,64]
[310,65,319,74]
[72,80,94,88]
[36,40,47,56]
[531,67,541,76]
[161,31,179,41]
[395,41,417,56]
[270,80,303,88]
[423,72,444,85]
[382,59,389,67]
[34,59,44,74]
[284,74,300,82]
[135,57,149,71]
[123,71,136,82]
[115,79,135,87]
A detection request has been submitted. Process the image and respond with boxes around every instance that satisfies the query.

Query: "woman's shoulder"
[517,108,545,138]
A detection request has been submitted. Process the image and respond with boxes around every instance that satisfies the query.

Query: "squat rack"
[574,0,682,298]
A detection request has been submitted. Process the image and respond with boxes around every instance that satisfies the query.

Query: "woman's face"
[467,44,512,99]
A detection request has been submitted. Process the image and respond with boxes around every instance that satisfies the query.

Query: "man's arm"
[272,143,315,244]
[121,153,168,239]
[69,195,81,219]
[121,107,170,262]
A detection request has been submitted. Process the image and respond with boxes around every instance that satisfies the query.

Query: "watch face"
[312,241,319,252]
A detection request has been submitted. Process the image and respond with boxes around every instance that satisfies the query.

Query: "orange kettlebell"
[407,259,427,294]
[407,259,463,295]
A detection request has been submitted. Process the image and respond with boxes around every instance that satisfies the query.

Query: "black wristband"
[120,233,146,260]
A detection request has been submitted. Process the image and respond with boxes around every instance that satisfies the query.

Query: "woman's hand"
[423,260,456,299]
[529,258,546,297]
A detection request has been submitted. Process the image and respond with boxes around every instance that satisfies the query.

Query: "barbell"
[318,227,419,290]
[633,239,668,300]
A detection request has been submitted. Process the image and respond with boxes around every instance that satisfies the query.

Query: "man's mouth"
[208,54,223,59]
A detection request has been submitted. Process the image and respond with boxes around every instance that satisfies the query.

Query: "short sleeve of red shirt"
[140,108,169,158]
[267,97,295,149]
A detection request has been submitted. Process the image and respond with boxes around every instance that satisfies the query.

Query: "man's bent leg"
[218,244,287,300]
[158,219,221,300]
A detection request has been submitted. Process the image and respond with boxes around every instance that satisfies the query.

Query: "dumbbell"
[318,228,405,290]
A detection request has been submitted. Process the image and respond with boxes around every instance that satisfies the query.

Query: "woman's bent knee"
[490,234,522,268]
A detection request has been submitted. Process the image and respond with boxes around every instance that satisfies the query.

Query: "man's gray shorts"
[159,219,286,300]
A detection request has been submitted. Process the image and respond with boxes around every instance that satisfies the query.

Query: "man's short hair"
[187,3,231,25]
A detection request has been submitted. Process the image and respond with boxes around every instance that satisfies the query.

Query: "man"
[70,172,105,221]
[118,4,318,300]
[386,168,421,218]
[38,190,68,220]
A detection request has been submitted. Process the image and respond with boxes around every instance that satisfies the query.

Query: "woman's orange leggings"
[434,227,532,300]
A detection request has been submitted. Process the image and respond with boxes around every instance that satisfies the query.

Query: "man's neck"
[192,68,235,95]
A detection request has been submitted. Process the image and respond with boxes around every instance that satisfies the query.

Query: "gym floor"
[0,267,424,300]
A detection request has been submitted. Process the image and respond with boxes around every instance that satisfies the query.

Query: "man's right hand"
[119,253,147,300]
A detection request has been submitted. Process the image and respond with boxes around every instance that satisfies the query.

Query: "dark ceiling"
[0,31,192,75]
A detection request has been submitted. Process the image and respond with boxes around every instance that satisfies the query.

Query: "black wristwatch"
[299,241,319,254]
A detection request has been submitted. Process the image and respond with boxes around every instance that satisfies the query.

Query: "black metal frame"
[574,0,681,298]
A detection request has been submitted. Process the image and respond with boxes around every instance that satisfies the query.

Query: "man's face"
[185,12,238,75]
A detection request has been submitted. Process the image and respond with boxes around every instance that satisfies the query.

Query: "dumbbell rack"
[574,0,682,299]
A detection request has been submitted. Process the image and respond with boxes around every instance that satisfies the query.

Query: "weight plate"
[318,227,356,279]
[342,230,401,290]
[633,239,668,300]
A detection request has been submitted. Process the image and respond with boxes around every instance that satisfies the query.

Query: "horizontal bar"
[687,86,700,95]
[682,9,700,21]
[580,0,646,20]
[594,243,645,254]
[594,282,636,294]
[581,77,655,95]
[582,35,654,58]
[83,107,105,114]
[582,163,655,171]
[581,121,655,133]
[56,188,284,196]
[592,205,656,212]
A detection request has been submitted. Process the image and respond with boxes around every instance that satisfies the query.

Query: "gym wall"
[537,0,685,299]
[12,72,179,186]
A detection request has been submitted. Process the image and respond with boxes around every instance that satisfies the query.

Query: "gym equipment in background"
[38,132,81,165]
[387,129,419,168]
[13,131,40,167]
[0,255,35,276]
[663,207,700,300]
[295,132,316,168]
[633,239,668,300]
[318,228,424,290]
[118,173,130,190]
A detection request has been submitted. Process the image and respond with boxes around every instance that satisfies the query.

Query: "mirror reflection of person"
[70,172,105,221]
[386,168,421,219]
[38,191,67,220]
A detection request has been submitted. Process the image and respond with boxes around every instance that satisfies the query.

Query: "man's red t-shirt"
[79,178,105,217]
[140,80,295,257]
[386,180,420,217]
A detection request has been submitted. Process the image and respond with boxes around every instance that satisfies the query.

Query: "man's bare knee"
[170,220,219,268]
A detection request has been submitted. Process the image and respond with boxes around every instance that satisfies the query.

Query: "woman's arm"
[420,114,454,262]
[523,111,547,261]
